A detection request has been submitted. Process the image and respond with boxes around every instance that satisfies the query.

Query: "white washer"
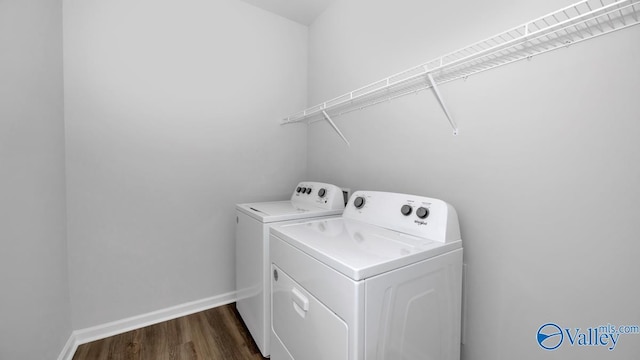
[270,191,463,360]
[236,182,348,357]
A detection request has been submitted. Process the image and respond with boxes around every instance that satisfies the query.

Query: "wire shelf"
[282,0,640,126]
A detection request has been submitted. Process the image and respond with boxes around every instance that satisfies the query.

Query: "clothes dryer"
[270,191,463,360]
[235,182,348,357]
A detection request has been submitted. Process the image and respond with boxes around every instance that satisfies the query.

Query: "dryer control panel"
[291,182,347,210]
[344,191,461,243]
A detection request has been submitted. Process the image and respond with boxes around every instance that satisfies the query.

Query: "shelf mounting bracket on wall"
[322,110,351,147]
[427,72,459,136]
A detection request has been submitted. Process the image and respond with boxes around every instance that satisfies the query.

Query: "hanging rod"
[281,0,640,131]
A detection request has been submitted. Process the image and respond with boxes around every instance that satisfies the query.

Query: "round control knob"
[401,205,412,216]
[353,196,366,209]
[296,187,302,193]
[306,188,312,194]
[416,207,429,219]
[300,187,307,194]
[318,188,327,198]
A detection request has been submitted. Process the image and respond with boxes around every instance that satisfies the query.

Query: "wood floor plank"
[141,321,169,360]
[79,337,111,360]
[72,304,265,360]
[195,311,227,359]
[71,340,90,360]
[166,315,190,349]
[125,329,143,360]
[205,308,241,360]
[107,329,135,360]
[169,341,197,360]
[204,304,261,360]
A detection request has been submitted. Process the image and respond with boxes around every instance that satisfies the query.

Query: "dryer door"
[271,265,349,360]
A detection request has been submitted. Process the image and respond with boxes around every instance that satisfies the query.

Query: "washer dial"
[416,207,430,219]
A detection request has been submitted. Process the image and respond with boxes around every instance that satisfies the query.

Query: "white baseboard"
[56,334,77,360]
[58,291,237,360]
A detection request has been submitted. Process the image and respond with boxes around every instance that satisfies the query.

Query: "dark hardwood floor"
[72,303,266,360]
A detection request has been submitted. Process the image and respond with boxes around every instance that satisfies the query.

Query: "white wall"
[308,0,640,359]
[63,0,308,329]
[0,0,72,359]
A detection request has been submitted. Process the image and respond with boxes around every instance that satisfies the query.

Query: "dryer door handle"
[291,287,309,318]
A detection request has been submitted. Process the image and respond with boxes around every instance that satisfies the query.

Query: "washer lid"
[270,217,461,280]
[236,201,343,223]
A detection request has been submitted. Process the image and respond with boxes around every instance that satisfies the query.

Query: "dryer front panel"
[271,264,349,360]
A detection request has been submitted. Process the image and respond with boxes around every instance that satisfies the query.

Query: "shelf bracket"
[322,110,351,146]
[427,72,459,136]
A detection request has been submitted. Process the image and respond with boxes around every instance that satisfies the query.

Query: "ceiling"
[238,0,334,26]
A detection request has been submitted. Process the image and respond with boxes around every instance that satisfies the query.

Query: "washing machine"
[269,191,463,360]
[235,181,349,357]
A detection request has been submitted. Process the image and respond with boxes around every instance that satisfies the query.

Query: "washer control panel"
[343,191,460,243]
[291,182,347,210]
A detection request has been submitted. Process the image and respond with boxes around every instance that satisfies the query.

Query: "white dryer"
[235,182,348,357]
[270,191,463,360]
